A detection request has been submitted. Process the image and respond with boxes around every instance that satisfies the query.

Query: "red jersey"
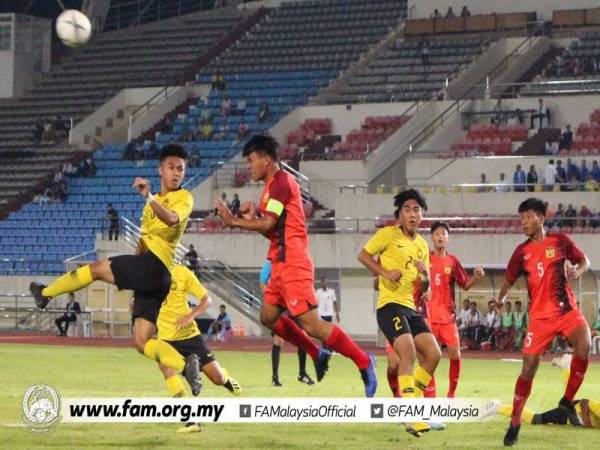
[260,170,312,267]
[505,233,585,320]
[428,251,470,324]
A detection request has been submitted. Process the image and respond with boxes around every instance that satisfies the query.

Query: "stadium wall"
[408,0,600,21]
[0,52,14,97]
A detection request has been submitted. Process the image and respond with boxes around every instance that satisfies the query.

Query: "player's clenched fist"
[132,177,151,198]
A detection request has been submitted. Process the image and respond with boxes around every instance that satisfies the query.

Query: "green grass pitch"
[1,343,598,449]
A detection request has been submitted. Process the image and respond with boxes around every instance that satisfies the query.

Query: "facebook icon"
[239,404,252,418]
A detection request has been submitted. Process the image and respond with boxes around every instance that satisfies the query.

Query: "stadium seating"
[448,123,528,157]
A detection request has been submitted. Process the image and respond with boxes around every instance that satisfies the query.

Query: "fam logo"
[545,247,556,259]
[21,384,61,433]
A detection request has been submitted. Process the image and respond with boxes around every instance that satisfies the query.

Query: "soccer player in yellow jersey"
[30,145,194,376]
[358,189,441,437]
[157,264,241,433]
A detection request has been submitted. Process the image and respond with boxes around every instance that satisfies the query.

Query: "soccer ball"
[55,9,92,48]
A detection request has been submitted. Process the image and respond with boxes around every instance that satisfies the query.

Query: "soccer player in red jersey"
[497,198,591,447]
[428,221,485,398]
[215,135,377,397]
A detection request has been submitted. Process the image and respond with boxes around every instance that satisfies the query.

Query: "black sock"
[271,344,281,380]
[298,349,307,376]
[539,407,568,425]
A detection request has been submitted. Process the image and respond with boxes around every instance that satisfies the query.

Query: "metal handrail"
[119,216,262,322]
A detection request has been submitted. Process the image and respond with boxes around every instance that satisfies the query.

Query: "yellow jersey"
[363,225,430,311]
[577,399,600,428]
[140,188,193,272]
[157,264,208,341]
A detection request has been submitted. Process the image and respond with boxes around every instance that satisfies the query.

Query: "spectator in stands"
[54,293,81,336]
[237,120,250,140]
[214,120,229,141]
[221,96,231,116]
[553,203,565,228]
[566,158,579,182]
[526,164,538,192]
[545,202,555,227]
[200,105,212,124]
[106,203,119,241]
[42,118,54,141]
[584,174,599,192]
[457,299,471,340]
[564,204,577,227]
[207,304,232,342]
[591,160,600,182]
[531,98,550,129]
[201,121,214,140]
[542,159,557,191]
[513,165,526,192]
[257,102,272,123]
[445,6,455,17]
[33,118,43,143]
[556,159,566,190]
[498,301,515,351]
[496,173,510,192]
[181,125,194,142]
[211,70,226,91]
[36,187,51,205]
[564,174,579,192]
[184,244,199,276]
[160,117,172,134]
[512,301,527,350]
[123,140,138,160]
[62,162,77,177]
[545,138,558,155]
[235,97,246,116]
[84,158,97,177]
[419,37,430,65]
[460,6,471,17]
[483,300,500,349]
[213,192,230,217]
[559,125,573,150]
[230,193,240,217]
[492,98,506,126]
[146,142,160,159]
[579,205,593,227]
[431,9,441,18]
[580,159,589,186]
[477,173,489,192]
[464,301,483,349]
[188,151,200,168]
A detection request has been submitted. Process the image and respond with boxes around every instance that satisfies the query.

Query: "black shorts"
[166,335,216,368]
[377,302,431,345]
[110,251,171,324]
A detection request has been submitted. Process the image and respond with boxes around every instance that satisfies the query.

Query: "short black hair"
[242,134,279,161]
[160,144,188,162]
[220,304,226,309]
[394,188,427,214]
[515,301,522,306]
[518,198,547,216]
[430,221,449,234]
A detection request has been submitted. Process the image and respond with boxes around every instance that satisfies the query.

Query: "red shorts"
[430,322,460,347]
[263,262,317,317]
[523,310,589,356]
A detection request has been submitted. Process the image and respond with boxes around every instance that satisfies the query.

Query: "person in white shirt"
[484,300,500,348]
[542,159,557,192]
[316,277,339,323]
[464,301,483,346]
[457,299,471,337]
[496,173,510,192]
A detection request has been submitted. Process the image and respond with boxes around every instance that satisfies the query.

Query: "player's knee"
[133,336,147,354]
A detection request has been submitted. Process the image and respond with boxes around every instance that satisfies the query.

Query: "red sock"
[447,358,461,397]
[325,324,370,369]
[424,376,436,398]
[273,315,319,360]
[564,355,589,401]
[511,375,533,426]
[387,368,400,397]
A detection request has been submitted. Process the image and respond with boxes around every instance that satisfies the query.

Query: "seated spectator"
[123,140,138,160]
[235,97,246,116]
[496,173,510,192]
[584,174,599,192]
[160,117,172,134]
[579,204,593,227]
[237,120,250,140]
[564,174,579,192]
[492,98,506,126]
[559,125,573,150]
[207,304,232,342]
[497,301,515,351]
[513,164,526,192]
[531,98,550,129]
[483,300,500,349]
[460,6,471,17]
[553,203,565,228]
[42,118,54,140]
[457,299,471,340]
[211,70,226,91]
[230,193,240,216]
[79,158,97,177]
[478,173,490,192]
[214,120,229,141]
[445,6,455,17]
[591,160,600,182]
[464,301,483,349]
[257,102,272,123]
[188,151,200,168]
[201,122,214,140]
[420,37,430,65]
[431,8,441,18]
[221,96,231,116]
[545,139,558,155]
[564,204,576,227]
[527,165,538,192]
[146,142,160,159]
[63,162,77,177]
[200,105,212,123]
[512,301,527,350]
[36,187,51,205]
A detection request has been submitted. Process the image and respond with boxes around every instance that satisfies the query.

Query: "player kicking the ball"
[497,198,591,447]
[215,135,377,397]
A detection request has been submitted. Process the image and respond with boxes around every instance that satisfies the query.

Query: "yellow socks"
[399,375,416,398]
[143,339,185,372]
[42,265,93,298]
[165,375,186,397]
[498,404,534,424]
[414,365,432,398]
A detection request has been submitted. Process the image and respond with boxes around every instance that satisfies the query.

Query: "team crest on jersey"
[545,247,555,259]
[417,248,424,259]
[444,266,452,275]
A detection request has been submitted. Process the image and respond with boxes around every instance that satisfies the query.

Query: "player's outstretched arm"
[494,279,514,308]
[133,178,180,226]
[464,266,486,291]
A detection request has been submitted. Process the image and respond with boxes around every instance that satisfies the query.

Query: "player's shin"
[324,324,370,369]
[42,265,93,298]
[144,339,185,371]
[165,375,186,397]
